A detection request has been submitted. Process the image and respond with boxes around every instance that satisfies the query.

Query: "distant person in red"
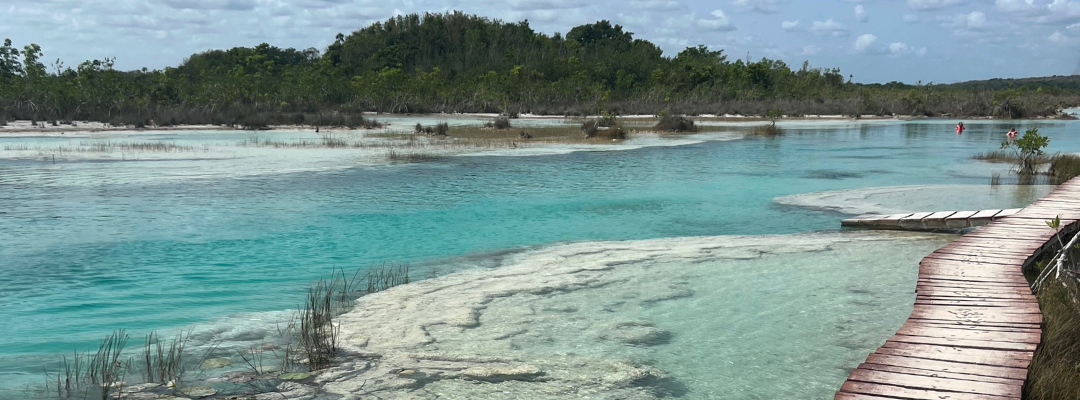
[1007,128,1018,139]
[956,122,965,134]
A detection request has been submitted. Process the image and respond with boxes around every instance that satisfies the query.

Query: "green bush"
[485,117,511,129]
[653,115,696,132]
[1000,127,1050,175]
[581,119,599,137]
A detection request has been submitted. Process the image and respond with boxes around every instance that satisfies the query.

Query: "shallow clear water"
[1,118,1078,397]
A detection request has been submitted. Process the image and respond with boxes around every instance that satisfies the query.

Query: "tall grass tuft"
[48,351,85,398]
[972,150,1051,165]
[88,330,129,400]
[360,263,410,294]
[142,330,191,384]
[295,279,339,371]
[653,115,696,132]
[1049,154,1080,184]
[319,133,349,148]
[46,336,129,400]
[1026,237,1080,399]
[386,148,441,163]
[973,150,1019,163]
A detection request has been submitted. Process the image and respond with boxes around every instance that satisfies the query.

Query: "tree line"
[1,11,1078,127]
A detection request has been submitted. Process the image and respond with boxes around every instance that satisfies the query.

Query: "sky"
[1,0,1079,83]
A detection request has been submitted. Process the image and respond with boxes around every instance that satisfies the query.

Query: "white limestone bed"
[293,231,951,400]
[0,129,743,187]
[774,184,1056,216]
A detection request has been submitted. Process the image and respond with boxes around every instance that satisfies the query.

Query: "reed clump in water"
[294,278,340,371]
[319,132,349,148]
[291,264,410,371]
[142,330,195,385]
[752,124,782,136]
[484,117,512,130]
[1049,154,1080,184]
[6,142,198,154]
[653,115,696,132]
[386,148,442,163]
[595,125,628,140]
[972,150,1051,165]
[581,119,627,140]
[37,261,417,399]
[581,120,599,137]
[45,330,130,400]
[414,122,450,136]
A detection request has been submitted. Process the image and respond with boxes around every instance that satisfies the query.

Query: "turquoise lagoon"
[0,118,1077,398]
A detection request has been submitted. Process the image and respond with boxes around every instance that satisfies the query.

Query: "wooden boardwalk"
[841,209,1022,231]
[835,178,1080,400]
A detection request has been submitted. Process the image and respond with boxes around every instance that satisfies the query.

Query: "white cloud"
[855,5,868,23]
[800,45,820,55]
[855,33,877,52]
[994,0,1038,13]
[781,20,799,30]
[696,9,736,31]
[966,11,986,28]
[907,0,966,11]
[730,0,778,14]
[617,13,652,26]
[941,11,988,31]
[1040,0,1080,25]
[1048,30,1080,45]
[888,42,926,56]
[629,0,682,10]
[504,0,590,11]
[161,0,257,11]
[811,18,847,36]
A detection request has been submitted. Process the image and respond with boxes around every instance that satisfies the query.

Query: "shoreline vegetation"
[2,12,1080,128]
[4,112,1073,136]
[972,127,1080,185]
[1024,217,1080,400]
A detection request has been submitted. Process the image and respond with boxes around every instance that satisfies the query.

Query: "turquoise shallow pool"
[1,119,1077,398]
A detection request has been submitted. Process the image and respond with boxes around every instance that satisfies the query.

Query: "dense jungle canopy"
[1,11,1077,126]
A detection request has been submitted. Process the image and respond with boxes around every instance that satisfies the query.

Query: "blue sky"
[1,0,1079,83]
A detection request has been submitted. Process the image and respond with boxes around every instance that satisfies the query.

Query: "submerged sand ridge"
[774,184,1055,215]
[299,232,952,399]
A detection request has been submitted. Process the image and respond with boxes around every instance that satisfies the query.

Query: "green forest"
[1,11,1078,127]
